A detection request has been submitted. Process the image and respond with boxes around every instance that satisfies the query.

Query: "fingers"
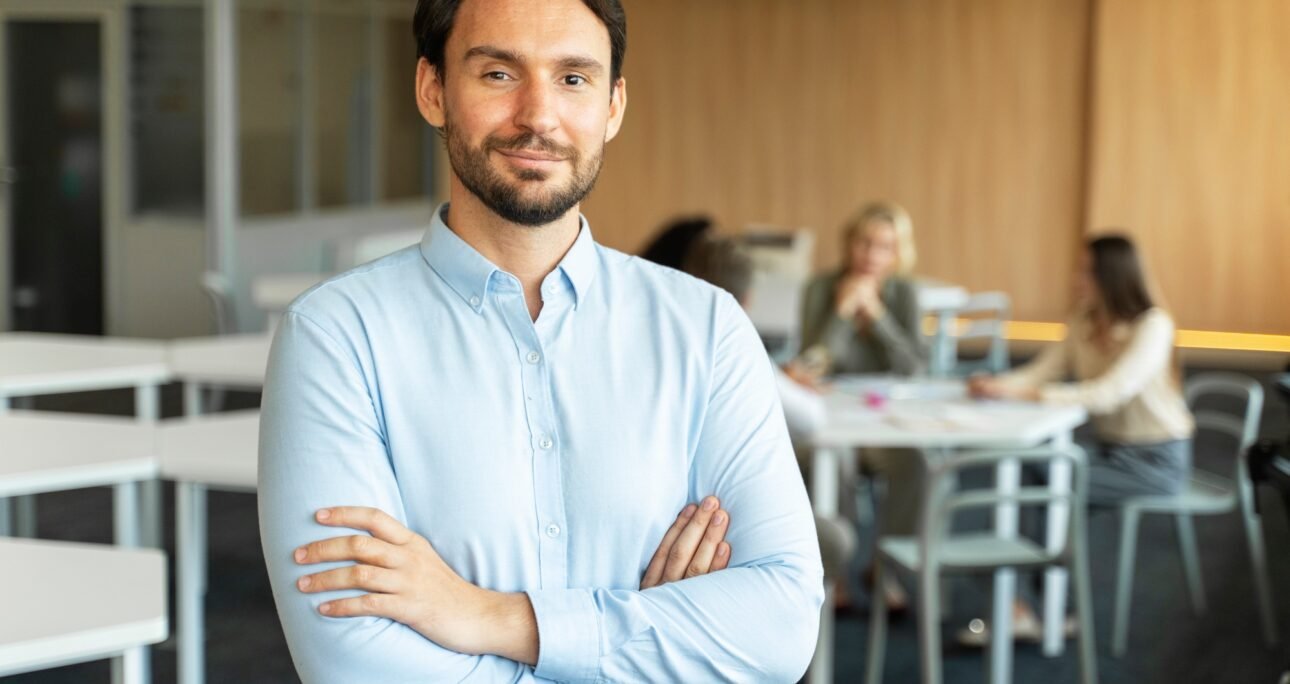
[295,534,400,568]
[662,495,722,583]
[641,504,697,589]
[298,563,399,595]
[315,507,416,545]
[711,542,732,572]
[682,507,730,580]
[316,592,398,620]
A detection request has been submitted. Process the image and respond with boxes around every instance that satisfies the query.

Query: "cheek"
[560,99,612,143]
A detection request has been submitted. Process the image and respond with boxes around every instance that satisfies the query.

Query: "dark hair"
[639,216,714,270]
[1088,234,1154,322]
[684,237,754,303]
[413,0,627,84]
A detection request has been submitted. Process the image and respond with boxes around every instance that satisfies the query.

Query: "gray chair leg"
[1174,513,1207,615]
[918,566,942,684]
[865,562,889,684]
[1112,509,1140,657]
[1242,507,1279,645]
[1073,512,1099,684]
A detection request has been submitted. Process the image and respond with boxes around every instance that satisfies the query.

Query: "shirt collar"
[420,203,598,312]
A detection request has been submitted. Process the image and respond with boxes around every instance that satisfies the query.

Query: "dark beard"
[443,117,604,227]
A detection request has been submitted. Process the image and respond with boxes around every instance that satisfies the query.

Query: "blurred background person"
[798,201,925,377]
[638,215,715,271]
[966,233,1195,643]
[797,201,927,611]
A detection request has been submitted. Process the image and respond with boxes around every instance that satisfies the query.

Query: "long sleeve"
[998,330,1071,390]
[526,294,826,683]
[774,365,828,441]
[1038,310,1176,415]
[258,311,527,683]
[798,273,837,354]
[867,279,926,375]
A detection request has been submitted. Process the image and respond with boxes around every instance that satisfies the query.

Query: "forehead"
[449,0,612,66]
[857,219,896,240]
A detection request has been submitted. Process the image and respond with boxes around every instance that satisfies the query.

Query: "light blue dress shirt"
[258,205,824,683]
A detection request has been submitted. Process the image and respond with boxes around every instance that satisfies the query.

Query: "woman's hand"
[968,375,1040,402]
[837,275,884,323]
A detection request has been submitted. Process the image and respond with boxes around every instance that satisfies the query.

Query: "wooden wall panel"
[581,0,1091,322]
[1087,0,1290,334]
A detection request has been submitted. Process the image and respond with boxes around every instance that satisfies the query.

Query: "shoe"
[861,566,910,615]
[955,614,1078,648]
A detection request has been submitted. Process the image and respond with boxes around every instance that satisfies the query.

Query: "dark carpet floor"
[5,369,1290,683]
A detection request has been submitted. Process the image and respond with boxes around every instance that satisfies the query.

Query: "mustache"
[484,132,578,160]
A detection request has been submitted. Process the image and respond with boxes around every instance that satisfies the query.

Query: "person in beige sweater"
[971,234,1194,502]
[965,233,1194,643]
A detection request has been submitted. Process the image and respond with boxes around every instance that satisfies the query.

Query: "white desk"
[168,334,272,415]
[251,273,326,314]
[0,538,167,683]
[0,333,169,543]
[806,377,1086,684]
[0,413,162,684]
[0,412,157,545]
[158,411,259,684]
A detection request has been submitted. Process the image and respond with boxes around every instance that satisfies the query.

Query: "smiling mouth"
[496,149,566,163]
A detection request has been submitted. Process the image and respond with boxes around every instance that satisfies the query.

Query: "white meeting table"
[0,333,169,543]
[251,273,327,317]
[0,538,167,683]
[0,412,157,545]
[168,333,272,415]
[0,413,161,684]
[158,410,260,684]
[807,376,1086,684]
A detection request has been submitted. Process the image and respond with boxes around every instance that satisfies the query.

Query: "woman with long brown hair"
[971,234,1194,503]
[963,233,1195,644]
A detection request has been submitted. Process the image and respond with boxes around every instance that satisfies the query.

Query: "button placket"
[500,296,569,589]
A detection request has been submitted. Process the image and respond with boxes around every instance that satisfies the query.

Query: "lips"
[496,149,565,163]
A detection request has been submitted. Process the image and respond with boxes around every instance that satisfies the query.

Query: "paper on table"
[885,402,1012,433]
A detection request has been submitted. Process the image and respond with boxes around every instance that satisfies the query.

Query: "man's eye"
[485,71,512,81]
[563,75,586,86]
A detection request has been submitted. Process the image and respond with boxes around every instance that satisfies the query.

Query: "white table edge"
[0,616,168,677]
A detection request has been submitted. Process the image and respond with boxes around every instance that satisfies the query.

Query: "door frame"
[0,0,125,333]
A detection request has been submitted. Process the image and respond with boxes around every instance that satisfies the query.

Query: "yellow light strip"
[1008,322,1290,352]
[924,318,1290,353]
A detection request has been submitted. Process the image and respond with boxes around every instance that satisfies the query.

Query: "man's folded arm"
[257,310,527,683]
[527,294,826,683]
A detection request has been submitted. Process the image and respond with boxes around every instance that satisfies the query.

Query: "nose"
[513,79,559,137]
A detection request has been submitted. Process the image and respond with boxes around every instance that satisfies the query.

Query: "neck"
[444,179,582,320]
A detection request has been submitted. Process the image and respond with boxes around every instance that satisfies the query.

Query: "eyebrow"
[463,45,605,75]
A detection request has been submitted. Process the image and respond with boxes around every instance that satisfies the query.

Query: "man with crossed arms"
[258,0,823,680]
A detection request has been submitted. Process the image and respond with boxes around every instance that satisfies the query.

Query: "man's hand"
[640,496,732,590]
[294,507,538,665]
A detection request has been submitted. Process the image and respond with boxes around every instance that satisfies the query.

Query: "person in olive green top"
[798,201,925,376]
[798,201,927,611]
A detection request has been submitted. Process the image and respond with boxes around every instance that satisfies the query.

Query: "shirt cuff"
[528,588,600,682]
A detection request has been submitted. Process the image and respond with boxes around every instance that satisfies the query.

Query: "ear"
[604,77,628,143]
[416,57,446,128]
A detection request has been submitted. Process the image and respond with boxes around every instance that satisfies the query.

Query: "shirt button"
[545,523,561,538]
[526,351,541,364]
[469,295,481,307]
[539,437,553,450]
